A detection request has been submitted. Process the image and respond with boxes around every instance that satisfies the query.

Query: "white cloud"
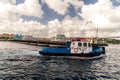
[0,0,16,4]
[43,0,84,15]
[43,0,69,15]
[0,18,42,34]
[0,0,43,19]
[10,0,16,4]
[46,16,84,37]
[65,0,84,11]
[0,0,10,4]
[80,0,120,28]
[79,0,120,37]
[0,0,120,38]
[47,19,61,37]
[0,0,44,34]
[116,0,120,2]
[13,0,43,18]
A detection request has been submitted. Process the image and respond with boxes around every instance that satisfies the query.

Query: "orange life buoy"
[74,48,78,52]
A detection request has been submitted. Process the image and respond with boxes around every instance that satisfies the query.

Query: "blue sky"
[18,0,120,25]
[18,0,99,25]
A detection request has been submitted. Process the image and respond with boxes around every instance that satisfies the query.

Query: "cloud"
[0,0,43,19]
[78,0,120,37]
[11,0,16,4]
[0,18,43,34]
[43,0,84,15]
[115,0,120,2]
[0,0,44,34]
[0,0,10,4]
[43,0,120,37]
[47,19,61,37]
[65,0,84,11]
[0,0,120,38]
[43,0,69,15]
[46,16,84,37]
[13,0,43,18]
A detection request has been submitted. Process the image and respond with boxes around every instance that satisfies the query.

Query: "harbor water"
[0,41,119,80]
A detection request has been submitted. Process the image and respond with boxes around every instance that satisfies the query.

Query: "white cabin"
[70,41,92,54]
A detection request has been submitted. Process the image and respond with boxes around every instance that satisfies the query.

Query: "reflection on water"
[0,41,119,80]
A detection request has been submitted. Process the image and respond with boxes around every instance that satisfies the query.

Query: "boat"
[39,38,108,59]
[39,21,108,59]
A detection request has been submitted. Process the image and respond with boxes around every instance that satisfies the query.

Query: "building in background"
[52,34,67,41]
[13,34,22,40]
[22,35,34,40]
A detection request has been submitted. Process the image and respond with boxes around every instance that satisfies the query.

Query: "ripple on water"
[0,42,119,80]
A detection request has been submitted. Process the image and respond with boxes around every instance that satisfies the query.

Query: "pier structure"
[0,25,120,45]
[8,29,66,47]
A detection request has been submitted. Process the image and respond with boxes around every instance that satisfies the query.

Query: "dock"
[8,39,66,47]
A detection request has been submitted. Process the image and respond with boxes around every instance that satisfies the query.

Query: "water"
[0,41,119,80]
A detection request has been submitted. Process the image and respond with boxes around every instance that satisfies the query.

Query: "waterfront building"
[14,34,22,40]
[22,35,34,41]
[52,34,67,41]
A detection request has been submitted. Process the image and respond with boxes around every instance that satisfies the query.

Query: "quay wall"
[8,39,66,47]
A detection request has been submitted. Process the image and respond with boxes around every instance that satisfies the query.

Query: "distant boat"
[39,38,108,59]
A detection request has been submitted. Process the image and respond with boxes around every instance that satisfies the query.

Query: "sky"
[0,0,120,38]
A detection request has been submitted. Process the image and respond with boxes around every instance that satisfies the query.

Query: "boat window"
[78,43,82,46]
[83,43,87,47]
[73,42,75,45]
[88,43,91,47]
[66,41,71,48]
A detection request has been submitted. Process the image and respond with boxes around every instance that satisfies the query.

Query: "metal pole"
[77,24,78,37]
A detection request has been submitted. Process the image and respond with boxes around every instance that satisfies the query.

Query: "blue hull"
[39,51,104,57]
[39,47,105,57]
[39,40,106,58]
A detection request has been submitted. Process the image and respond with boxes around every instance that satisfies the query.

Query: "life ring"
[74,48,78,52]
